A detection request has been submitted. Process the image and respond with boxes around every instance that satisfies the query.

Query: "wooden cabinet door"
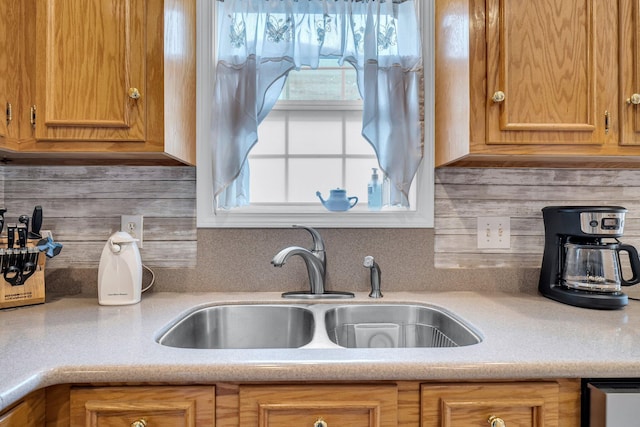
[0,0,22,143]
[0,390,45,427]
[69,386,215,427]
[34,0,146,142]
[485,0,616,146]
[621,0,640,145]
[239,384,398,427]
[421,382,559,427]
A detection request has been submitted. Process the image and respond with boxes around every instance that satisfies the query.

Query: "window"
[196,0,434,228]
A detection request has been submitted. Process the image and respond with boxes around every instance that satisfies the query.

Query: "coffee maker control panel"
[580,211,625,235]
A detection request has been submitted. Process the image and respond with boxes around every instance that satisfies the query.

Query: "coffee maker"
[539,206,640,309]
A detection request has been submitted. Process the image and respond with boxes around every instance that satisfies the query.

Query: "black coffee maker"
[539,206,640,309]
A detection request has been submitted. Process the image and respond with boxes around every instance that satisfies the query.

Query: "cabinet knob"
[488,415,506,427]
[627,93,640,105]
[314,418,328,427]
[492,91,505,103]
[131,419,147,427]
[128,88,141,100]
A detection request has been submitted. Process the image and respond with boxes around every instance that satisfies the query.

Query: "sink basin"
[157,303,481,350]
[157,304,314,349]
[324,304,481,348]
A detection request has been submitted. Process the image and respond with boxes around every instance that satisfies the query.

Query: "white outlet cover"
[477,216,511,249]
[120,215,143,248]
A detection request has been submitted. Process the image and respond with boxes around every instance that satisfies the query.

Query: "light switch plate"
[477,217,510,249]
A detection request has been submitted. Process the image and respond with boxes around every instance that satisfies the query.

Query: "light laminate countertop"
[1,291,640,411]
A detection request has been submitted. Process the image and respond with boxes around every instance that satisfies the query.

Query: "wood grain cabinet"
[0,390,45,427]
[0,0,33,148]
[621,0,640,145]
[69,386,215,427]
[238,384,398,427]
[436,0,640,166]
[421,382,563,427]
[0,0,195,165]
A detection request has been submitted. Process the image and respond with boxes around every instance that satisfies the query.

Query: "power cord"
[141,264,155,293]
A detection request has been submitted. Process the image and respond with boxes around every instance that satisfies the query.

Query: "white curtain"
[211,0,423,209]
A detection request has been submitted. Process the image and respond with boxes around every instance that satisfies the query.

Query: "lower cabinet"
[238,384,398,427]
[69,386,215,427]
[421,382,563,427]
[0,390,45,427]
[16,379,580,426]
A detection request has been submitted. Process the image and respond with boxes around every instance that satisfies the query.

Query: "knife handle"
[30,206,42,239]
[17,225,27,248]
[6,223,16,248]
[0,208,6,235]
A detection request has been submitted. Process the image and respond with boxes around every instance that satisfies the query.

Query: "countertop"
[1,290,640,411]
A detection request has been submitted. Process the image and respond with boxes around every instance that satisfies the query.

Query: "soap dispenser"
[367,168,382,210]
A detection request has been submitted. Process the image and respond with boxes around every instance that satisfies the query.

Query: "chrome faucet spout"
[271,246,326,294]
[272,225,353,299]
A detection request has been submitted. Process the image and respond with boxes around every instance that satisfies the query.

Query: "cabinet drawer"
[239,384,398,427]
[69,386,215,427]
[421,382,559,427]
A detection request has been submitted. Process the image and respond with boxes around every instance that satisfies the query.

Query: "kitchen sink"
[157,304,315,349]
[324,304,481,348]
[157,303,482,349]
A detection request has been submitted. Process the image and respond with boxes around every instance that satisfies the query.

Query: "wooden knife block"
[0,239,46,309]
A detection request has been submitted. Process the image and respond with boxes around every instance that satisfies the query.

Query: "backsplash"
[435,168,640,268]
[8,164,640,295]
[2,165,197,269]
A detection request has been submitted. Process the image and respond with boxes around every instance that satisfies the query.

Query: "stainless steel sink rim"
[156,302,483,350]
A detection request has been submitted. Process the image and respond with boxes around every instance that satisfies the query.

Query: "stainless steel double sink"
[157,303,482,350]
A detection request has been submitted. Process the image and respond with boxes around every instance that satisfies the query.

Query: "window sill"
[196,206,433,228]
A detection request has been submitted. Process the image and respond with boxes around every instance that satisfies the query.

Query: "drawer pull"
[488,415,506,427]
[314,418,328,427]
[131,419,147,427]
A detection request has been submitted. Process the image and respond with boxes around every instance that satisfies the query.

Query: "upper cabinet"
[436,0,640,166]
[0,1,32,147]
[35,0,146,143]
[0,0,195,165]
[621,0,640,145]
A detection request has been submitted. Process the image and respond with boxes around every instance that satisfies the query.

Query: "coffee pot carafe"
[562,242,640,292]
[539,206,640,309]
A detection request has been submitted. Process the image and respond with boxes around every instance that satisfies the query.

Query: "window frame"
[195,0,434,228]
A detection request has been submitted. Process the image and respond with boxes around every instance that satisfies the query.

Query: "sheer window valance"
[210,0,423,209]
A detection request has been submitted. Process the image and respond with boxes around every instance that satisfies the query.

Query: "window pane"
[254,111,286,155]
[289,111,342,155]
[280,62,361,101]
[345,111,372,155]
[250,159,286,203]
[345,158,381,202]
[289,158,342,202]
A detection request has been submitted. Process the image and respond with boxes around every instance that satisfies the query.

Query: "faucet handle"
[293,225,325,253]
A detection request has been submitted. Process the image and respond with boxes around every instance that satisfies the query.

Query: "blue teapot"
[316,189,358,211]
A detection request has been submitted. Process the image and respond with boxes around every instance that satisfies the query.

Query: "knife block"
[0,239,46,309]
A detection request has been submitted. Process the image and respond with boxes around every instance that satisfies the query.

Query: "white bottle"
[367,168,382,211]
[98,231,142,305]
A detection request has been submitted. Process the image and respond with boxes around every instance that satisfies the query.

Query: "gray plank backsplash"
[2,165,196,268]
[435,168,640,268]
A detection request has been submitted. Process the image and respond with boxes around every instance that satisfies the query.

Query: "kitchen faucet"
[271,225,353,299]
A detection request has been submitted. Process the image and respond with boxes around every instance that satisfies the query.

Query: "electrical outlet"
[121,215,143,248]
[477,216,510,249]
